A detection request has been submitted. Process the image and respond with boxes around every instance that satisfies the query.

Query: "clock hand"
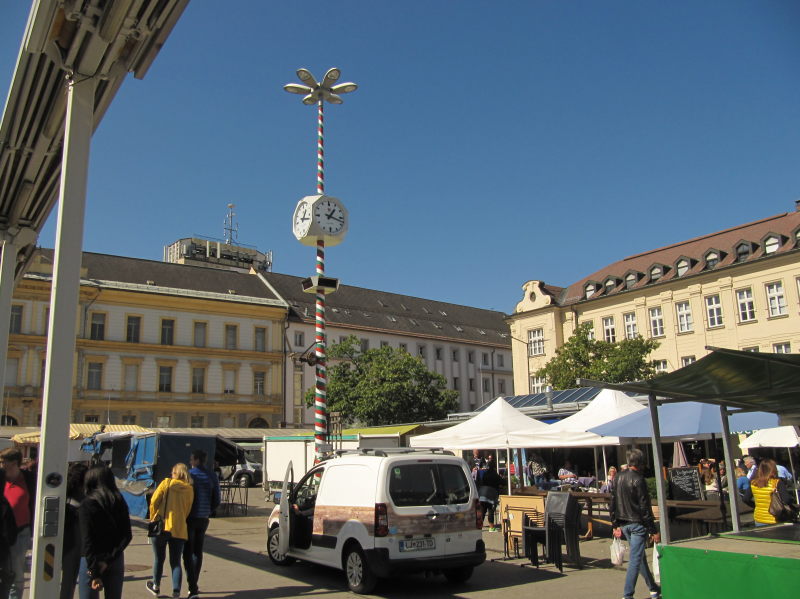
[329,215,344,223]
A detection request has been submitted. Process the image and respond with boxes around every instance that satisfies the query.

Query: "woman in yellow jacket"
[750,458,793,526]
[147,463,194,598]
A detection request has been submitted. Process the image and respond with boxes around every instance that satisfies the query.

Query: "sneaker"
[650,591,662,599]
[145,580,159,596]
[172,592,180,599]
[187,594,199,599]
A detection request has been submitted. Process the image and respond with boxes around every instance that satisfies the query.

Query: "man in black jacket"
[610,449,661,599]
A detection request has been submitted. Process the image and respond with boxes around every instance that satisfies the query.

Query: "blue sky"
[2,1,799,312]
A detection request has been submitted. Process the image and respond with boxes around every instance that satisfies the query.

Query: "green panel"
[660,545,798,599]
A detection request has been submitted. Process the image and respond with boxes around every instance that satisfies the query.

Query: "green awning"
[342,424,421,436]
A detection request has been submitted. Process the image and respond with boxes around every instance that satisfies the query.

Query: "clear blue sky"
[3,1,799,312]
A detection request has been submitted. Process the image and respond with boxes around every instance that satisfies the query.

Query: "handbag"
[147,479,172,537]
[610,536,626,566]
[768,484,797,522]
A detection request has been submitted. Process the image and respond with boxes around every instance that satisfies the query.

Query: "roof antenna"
[224,203,238,245]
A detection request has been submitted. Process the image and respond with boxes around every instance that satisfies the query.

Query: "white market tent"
[410,396,552,449]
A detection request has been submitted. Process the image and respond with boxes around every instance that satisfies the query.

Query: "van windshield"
[389,463,471,507]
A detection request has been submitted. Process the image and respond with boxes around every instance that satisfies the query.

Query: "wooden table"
[675,502,753,537]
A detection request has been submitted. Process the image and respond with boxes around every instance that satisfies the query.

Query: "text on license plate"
[399,538,435,552]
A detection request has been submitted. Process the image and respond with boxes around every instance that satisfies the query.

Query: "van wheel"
[443,566,473,584]
[267,526,295,566]
[343,545,377,593]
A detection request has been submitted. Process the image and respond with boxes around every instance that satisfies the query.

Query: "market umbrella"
[739,426,800,502]
[672,441,689,468]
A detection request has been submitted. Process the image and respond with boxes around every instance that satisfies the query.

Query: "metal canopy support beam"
[648,393,670,544]
[719,405,742,533]
[0,240,19,421]
[30,74,95,598]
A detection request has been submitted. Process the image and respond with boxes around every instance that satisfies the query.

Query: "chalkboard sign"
[668,467,703,501]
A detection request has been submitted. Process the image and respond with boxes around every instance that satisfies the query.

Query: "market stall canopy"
[521,388,647,447]
[587,402,779,442]
[581,347,800,418]
[11,423,150,444]
[409,396,551,449]
[739,426,800,450]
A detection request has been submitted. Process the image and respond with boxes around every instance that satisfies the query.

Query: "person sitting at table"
[701,467,719,498]
[557,460,579,485]
[527,452,549,488]
[734,466,753,506]
[751,458,795,526]
[600,466,617,493]
[776,462,794,482]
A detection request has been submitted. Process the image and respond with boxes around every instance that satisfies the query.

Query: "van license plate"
[399,538,435,552]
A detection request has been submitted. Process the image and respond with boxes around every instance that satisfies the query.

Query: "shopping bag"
[610,537,626,566]
[652,545,661,583]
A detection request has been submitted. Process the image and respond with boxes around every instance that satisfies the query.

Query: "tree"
[306,336,459,426]
[534,323,660,390]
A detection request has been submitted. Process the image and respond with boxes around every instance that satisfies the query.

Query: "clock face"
[314,198,346,235]
[293,201,312,239]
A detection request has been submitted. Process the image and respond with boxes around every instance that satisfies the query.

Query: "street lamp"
[285,68,357,460]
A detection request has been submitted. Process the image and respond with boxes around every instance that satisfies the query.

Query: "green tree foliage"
[534,323,660,390]
[305,336,459,426]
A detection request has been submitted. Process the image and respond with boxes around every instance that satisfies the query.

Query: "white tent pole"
[602,448,609,487]
[718,405,741,533]
[507,448,512,495]
[593,446,598,487]
[647,393,669,544]
[789,450,799,504]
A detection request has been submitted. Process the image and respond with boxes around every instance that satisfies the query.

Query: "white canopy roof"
[409,397,551,449]
[521,388,646,448]
[739,425,800,449]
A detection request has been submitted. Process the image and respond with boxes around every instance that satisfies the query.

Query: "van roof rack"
[334,447,454,457]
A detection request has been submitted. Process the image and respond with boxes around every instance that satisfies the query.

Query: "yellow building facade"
[507,209,800,395]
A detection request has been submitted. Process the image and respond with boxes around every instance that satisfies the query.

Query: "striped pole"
[314,99,327,459]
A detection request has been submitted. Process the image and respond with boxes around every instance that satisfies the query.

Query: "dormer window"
[585,283,597,299]
[650,265,663,282]
[795,230,800,247]
[676,259,689,277]
[705,251,719,269]
[735,242,751,262]
[605,279,616,292]
[764,235,780,254]
[625,272,640,289]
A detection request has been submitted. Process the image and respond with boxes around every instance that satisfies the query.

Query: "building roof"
[550,209,800,307]
[264,271,511,348]
[29,249,286,307]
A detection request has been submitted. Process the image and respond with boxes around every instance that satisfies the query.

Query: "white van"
[266,448,485,593]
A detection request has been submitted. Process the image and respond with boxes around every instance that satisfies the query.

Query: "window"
[654,360,668,373]
[499,379,506,394]
[254,327,266,352]
[584,283,596,299]
[418,345,427,358]
[380,340,389,348]
[705,252,719,269]
[624,312,638,339]
[161,319,175,345]
[90,313,106,340]
[225,324,238,349]
[5,358,18,386]
[9,305,22,334]
[742,346,759,352]
[399,343,407,352]
[452,350,459,362]
[681,356,696,367]
[604,279,617,292]
[497,354,504,367]
[294,331,305,347]
[676,301,694,333]
[736,288,756,322]
[435,347,442,360]
[87,362,103,390]
[649,307,664,337]
[191,367,205,393]
[735,243,751,262]
[193,322,207,348]
[388,463,470,507]
[530,376,546,393]
[224,369,236,394]
[360,338,369,352]
[121,415,137,425]
[468,351,474,363]
[123,364,138,392]
[482,378,490,392]
[155,416,170,427]
[158,366,173,392]
[764,235,780,254]
[676,259,689,277]
[650,266,663,282]
[602,316,616,343]
[766,282,787,317]
[482,352,489,366]
[43,308,49,334]
[468,378,475,391]
[705,294,723,327]
[584,321,595,340]
[625,273,637,289]
[254,371,265,395]
[190,416,204,428]
[84,415,100,424]
[452,377,459,389]
[126,316,141,343]
[774,342,791,354]
[528,328,545,356]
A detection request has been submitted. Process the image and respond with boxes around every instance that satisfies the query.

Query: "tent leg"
[718,405,741,533]
[648,393,670,544]
[506,448,512,495]
[789,450,799,504]
[602,448,608,486]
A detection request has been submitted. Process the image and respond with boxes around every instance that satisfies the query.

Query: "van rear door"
[436,461,478,556]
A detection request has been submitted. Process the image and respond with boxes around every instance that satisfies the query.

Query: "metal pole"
[0,240,19,423]
[718,405,741,532]
[30,74,95,598]
[313,99,327,460]
[648,393,670,544]
[789,450,799,504]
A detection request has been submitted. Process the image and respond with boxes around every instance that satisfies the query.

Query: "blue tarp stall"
[82,432,242,518]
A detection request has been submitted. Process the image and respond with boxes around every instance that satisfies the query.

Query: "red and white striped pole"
[314,100,327,460]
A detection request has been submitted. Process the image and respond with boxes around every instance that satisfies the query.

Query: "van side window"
[294,467,324,512]
[389,463,470,506]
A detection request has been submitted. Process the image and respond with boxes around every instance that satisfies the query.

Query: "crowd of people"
[0,446,220,599]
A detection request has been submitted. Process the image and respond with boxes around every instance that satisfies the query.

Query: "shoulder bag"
[768,482,797,522]
[147,479,172,537]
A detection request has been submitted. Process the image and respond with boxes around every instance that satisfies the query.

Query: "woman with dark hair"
[60,463,88,599]
[477,463,503,532]
[750,458,793,526]
[78,465,132,598]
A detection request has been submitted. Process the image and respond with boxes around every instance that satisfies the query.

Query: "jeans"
[152,535,185,593]
[183,518,209,594]
[8,526,30,599]
[78,554,125,599]
[621,522,659,599]
[60,538,82,599]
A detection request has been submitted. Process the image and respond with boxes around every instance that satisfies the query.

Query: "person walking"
[183,449,220,599]
[0,448,36,599]
[147,463,194,598]
[477,463,503,532]
[61,463,88,599]
[610,449,661,599]
[0,468,19,599]
[78,464,132,599]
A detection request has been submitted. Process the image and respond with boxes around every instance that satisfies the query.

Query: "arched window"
[249,417,269,428]
[0,414,18,426]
